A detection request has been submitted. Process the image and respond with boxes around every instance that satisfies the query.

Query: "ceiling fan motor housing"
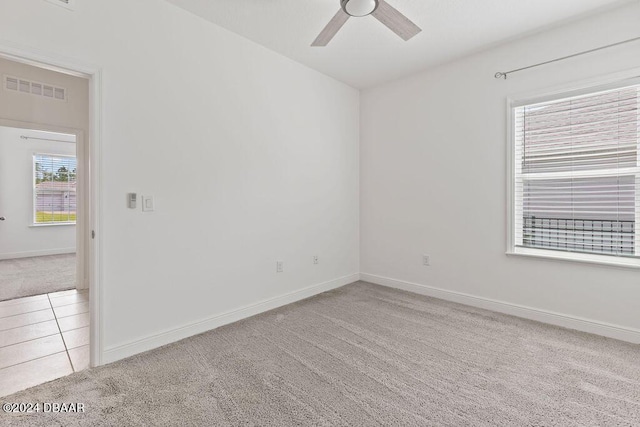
[341,0,379,17]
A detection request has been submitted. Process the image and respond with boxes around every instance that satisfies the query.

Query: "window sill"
[507,247,640,270]
[29,223,76,228]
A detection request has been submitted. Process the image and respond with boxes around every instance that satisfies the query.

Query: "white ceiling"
[165,0,634,88]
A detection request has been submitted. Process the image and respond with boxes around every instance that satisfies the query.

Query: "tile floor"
[0,289,89,397]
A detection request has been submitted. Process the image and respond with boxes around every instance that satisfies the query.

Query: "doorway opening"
[0,127,80,299]
[0,55,92,396]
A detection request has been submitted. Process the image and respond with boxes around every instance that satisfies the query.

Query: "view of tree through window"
[34,154,77,224]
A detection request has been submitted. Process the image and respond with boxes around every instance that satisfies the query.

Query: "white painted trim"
[0,41,99,77]
[360,273,640,344]
[507,247,640,270]
[102,273,360,364]
[0,247,75,260]
[29,223,76,227]
[506,96,516,252]
[0,40,104,368]
[636,88,640,258]
[88,68,103,367]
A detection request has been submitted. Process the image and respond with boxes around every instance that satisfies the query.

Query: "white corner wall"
[361,3,640,341]
[0,0,359,363]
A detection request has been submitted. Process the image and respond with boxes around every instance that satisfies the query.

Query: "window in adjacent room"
[509,79,640,266]
[33,154,77,224]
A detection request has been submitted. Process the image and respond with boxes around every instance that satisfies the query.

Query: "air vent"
[19,80,30,93]
[44,0,75,11]
[5,77,18,91]
[4,75,66,101]
[31,83,42,96]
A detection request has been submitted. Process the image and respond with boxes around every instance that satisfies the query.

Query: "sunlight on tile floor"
[0,289,89,397]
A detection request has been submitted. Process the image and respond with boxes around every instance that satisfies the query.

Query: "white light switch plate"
[142,196,154,212]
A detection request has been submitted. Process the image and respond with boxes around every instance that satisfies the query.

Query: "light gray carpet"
[0,254,76,301]
[3,281,640,426]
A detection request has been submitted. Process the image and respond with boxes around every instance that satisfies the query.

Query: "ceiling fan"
[312,0,422,47]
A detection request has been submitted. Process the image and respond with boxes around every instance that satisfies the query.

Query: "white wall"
[0,126,76,259]
[361,3,640,338]
[0,0,359,362]
[0,56,89,131]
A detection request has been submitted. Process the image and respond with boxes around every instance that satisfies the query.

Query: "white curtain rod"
[20,135,75,143]
[494,36,640,80]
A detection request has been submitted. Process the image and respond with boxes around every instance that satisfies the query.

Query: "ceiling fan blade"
[311,9,350,47]
[372,0,422,41]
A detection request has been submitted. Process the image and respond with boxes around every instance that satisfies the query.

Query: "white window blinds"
[34,154,77,224]
[513,83,640,258]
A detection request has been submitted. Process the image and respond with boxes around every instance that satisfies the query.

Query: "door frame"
[0,41,104,368]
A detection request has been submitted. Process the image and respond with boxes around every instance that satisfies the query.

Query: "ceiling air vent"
[44,0,75,11]
[4,75,67,102]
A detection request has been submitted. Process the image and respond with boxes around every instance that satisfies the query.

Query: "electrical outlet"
[313,256,319,265]
[423,255,430,266]
[276,261,284,273]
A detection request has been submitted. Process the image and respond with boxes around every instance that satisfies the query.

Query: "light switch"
[142,196,154,212]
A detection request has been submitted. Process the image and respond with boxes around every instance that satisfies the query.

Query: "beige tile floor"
[0,289,89,397]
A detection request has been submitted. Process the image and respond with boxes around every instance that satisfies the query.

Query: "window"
[510,80,640,266]
[33,154,77,224]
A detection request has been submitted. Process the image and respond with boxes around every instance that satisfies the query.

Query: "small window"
[34,154,77,224]
[509,80,640,266]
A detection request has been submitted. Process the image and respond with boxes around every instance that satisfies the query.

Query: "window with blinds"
[33,154,77,224]
[512,81,640,261]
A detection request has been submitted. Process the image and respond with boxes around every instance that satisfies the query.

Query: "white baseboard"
[102,273,360,364]
[360,273,640,344]
[0,248,76,260]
